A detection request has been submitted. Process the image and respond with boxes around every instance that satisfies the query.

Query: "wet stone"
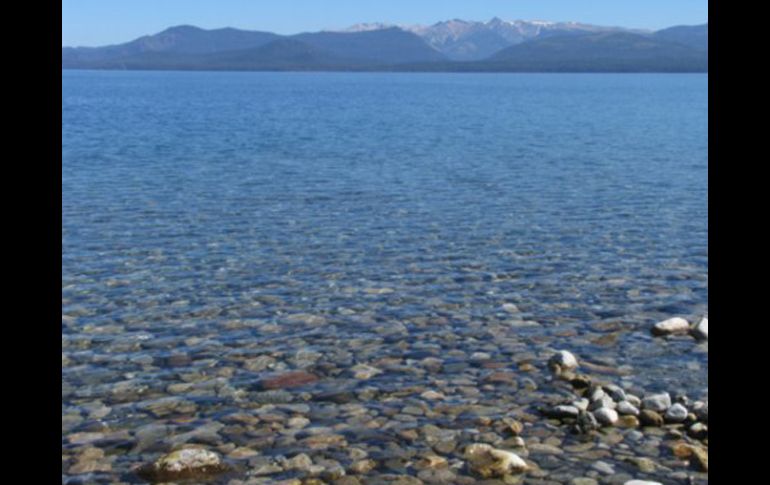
[68,447,112,475]
[591,461,615,475]
[593,408,619,426]
[136,447,228,482]
[639,410,664,427]
[570,479,599,485]
[617,401,640,416]
[692,317,708,340]
[256,371,319,390]
[139,396,197,418]
[664,403,688,423]
[548,351,579,372]
[464,443,529,478]
[641,393,671,413]
[651,317,691,336]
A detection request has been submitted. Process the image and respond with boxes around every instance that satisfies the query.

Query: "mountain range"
[62,18,708,72]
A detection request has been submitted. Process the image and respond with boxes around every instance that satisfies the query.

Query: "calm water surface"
[62,71,707,483]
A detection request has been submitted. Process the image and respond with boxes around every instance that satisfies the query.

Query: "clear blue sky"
[62,0,709,47]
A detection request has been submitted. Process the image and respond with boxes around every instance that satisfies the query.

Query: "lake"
[62,71,707,484]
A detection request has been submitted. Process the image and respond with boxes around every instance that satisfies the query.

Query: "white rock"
[651,317,690,336]
[665,403,688,423]
[350,364,382,380]
[592,461,615,475]
[488,449,528,472]
[572,398,590,411]
[641,392,671,412]
[694,401,708,422]
[465,444,528,477]
[420,390,446,400]
[501,303,520,313]
[617,401,640,416]
[470,352,492,361]
[284,453,313,470]
[152,448,222,473]
[588,396,616,411]
[510,437,526,448]
[549,405,580,419]
[603,384,627,402]
[288,417,310,428]
[548,350,579,371]
[692,317,708,340]
[625,394,642,407]
[593,407,619,426]
[625,481,663,485]
[589,387,606,402]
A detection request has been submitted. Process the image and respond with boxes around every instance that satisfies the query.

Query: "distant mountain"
[292,28,445,64]
[61,19,708,72]
[200,39,343,70]
[404,18,648,61]
[485,31,707,72]
[654,24,708,51]
[63,26,444,70]
[62,25,280,67]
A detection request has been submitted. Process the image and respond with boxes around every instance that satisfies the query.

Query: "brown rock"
[334,478,362,485]
[483,371,518,385]
[672,443,708,471]
[672,442,693,458]
[617,415,640,428]
[349,459,377,474]
[68,447,111,474]
[639,409,664,427]
[300,433,347,449]
[398,429,419,441]
[570,374,592,389]
[518,362,536,372]
[690,446,708,471]
[164,353,192,367]
[591,332,619,346]
[414,454,448,470]
[258,371,319,390]
[507,420,524,436]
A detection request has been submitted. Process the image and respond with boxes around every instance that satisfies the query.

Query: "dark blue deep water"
[62,71,707,483]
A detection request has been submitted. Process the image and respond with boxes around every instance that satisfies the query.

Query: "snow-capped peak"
[336,22,396,33]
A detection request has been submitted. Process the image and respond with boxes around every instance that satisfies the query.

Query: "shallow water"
[62,71,707,484]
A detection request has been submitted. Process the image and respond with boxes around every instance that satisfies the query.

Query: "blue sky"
[62,0,709,47]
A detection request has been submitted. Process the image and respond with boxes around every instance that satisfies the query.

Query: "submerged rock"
[690,445,709,471]
[257,371,319,390]
[350,364,382,380]
[501,303,520,313]
[464,443,529,478]
[136,447,228,482]
[68,447,111,474]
